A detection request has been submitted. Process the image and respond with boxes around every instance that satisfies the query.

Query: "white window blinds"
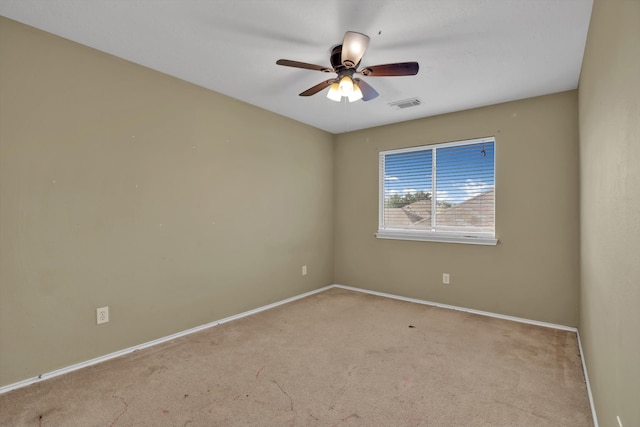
[378,137,496,245]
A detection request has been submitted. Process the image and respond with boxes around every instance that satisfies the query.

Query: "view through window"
[378,137,497,245]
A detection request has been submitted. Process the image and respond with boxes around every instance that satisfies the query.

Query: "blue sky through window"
[384,141,494,205]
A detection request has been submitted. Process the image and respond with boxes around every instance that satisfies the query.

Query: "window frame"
[377,137,498,246]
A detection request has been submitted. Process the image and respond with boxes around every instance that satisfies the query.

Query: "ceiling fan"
[276,31,419,102]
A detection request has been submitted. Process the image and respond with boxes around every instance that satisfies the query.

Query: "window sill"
[375,230,498,246]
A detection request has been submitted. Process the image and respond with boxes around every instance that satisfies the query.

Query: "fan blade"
[354,78,379,101]
[341,32,370,68]
[276,59,333,73]
[299,80,334,97]
[359,62,419,77]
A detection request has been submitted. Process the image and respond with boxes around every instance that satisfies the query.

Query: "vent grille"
[389,98,422,110]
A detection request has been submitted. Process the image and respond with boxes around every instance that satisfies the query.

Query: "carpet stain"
[109,395,129,427]
[402,376,413,389]
[342,413,361,422]
[273,380,294,411]
[256,365,266,380]
[329,366,356,410]
[403,416,423,426]
[146,365,169,377]
[33,407,61,426]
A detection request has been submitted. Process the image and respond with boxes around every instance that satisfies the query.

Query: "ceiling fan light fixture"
[341,31,370,68]
[338,76,354,94]
[348,83,363,102]
[326,82,342,102]
[327,76,363,102]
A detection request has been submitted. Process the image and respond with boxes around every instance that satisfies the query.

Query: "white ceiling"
[0,0,593,134]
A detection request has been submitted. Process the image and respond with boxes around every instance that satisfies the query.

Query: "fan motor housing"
[330,45,360,72]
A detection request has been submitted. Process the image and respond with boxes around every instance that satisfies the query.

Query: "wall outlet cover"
[97,307,109,324]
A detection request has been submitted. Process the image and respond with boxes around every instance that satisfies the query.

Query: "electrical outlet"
[302,265,307,276]
[443,273,450,284]
[96,306,109,324]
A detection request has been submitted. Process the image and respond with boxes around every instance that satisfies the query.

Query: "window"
[377,137,497,245]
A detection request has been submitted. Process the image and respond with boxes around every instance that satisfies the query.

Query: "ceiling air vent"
[389,97,422,110]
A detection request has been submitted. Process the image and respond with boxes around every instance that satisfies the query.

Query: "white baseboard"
[333,284,577,331]
[0,285,333,395]
[576,330,599,427]
[1,280,598,427]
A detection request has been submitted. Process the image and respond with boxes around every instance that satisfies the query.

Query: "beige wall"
[578,0,640,425]
[0,17,334,386]
[334,92,580,327]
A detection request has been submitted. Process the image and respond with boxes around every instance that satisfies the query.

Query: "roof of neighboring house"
[384,189,494,229]
[436,189,495,228]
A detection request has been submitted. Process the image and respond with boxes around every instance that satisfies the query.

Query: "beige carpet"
[0,287,593,426]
